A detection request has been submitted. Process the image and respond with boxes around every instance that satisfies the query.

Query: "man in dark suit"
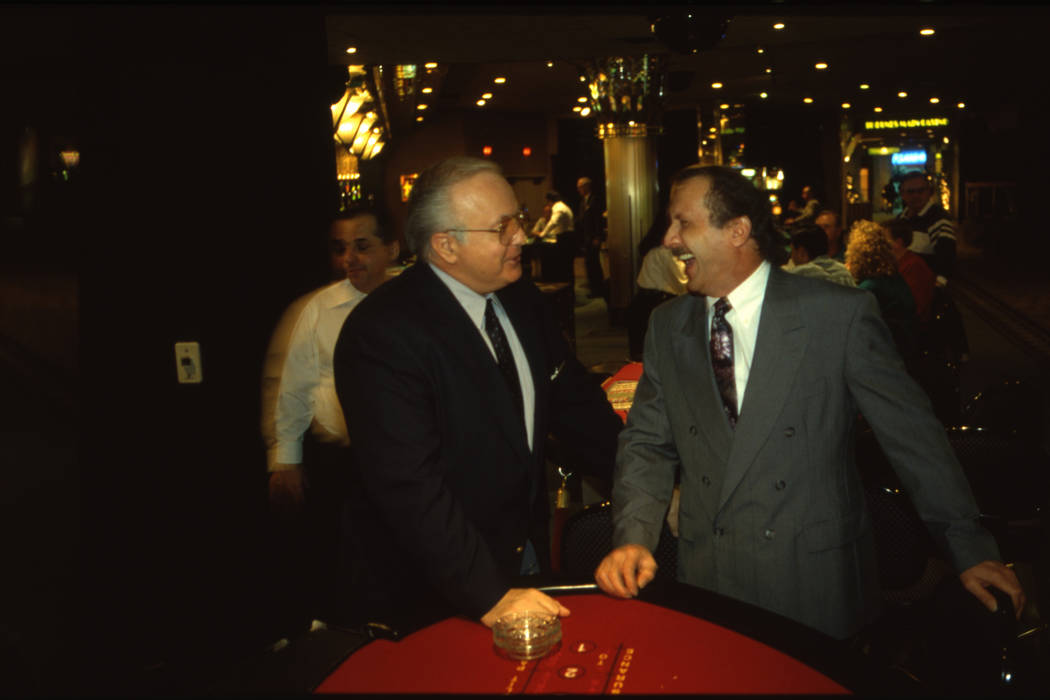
[576,177,605,299]
[333,156,622,631]
[594,165,1024,640]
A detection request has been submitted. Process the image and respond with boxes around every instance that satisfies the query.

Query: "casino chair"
[559,501,678,581]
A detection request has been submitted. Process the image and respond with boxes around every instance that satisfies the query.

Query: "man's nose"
[662,224,678,248]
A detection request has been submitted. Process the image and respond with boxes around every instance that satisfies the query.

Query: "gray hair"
[405,156,503,261]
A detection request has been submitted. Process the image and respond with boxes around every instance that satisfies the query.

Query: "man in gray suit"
[594,165,1024,640]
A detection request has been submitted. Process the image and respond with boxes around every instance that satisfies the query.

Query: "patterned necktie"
[485,298,524,421]
[711,297,738,428]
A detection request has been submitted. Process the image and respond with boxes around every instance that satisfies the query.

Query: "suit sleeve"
[336,314,509,619]
[610,312,681,551]
[843,292,999,571]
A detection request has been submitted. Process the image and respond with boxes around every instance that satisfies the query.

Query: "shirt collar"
[707,260,770,318]
[429,262,493,330]
[323,278,366,310]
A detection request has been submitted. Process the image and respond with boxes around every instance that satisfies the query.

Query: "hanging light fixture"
[331,65,387,161]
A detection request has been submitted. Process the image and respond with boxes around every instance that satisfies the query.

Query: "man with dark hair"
[815,209,846,261]
[595,164,1023,640]
[788,224,855,287]
[576,176,606,298]
[333,156,621,631]
[534,190,575,283]
[896,171,956,285]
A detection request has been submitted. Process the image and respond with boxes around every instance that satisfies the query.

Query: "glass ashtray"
[492,611,562,661]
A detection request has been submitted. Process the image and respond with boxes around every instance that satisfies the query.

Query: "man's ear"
[430,232,458,264]
[727,216,753,248]
[389,240,401,261]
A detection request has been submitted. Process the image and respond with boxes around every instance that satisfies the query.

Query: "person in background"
[595,164,1023,641]
[534,190,575,283]
[786,224,855,287]
[783,184,820,226]
[260,206,399,631]
[815,209,846,261]
[333,156,622,631]
[883,219,935,324]
[895,171,956,285]
[577,176,606,299]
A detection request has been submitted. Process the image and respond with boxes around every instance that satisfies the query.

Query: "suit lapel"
[417,266,532,464]
[671,294,733,464]
[718,268,808,511]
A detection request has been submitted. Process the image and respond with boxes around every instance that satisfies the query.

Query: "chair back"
[559,502,678,581]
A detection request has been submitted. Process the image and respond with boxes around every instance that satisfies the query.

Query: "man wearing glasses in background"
[333,156,622,631]
[896,171,956,286]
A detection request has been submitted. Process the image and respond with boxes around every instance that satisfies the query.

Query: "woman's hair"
[844,220,897,280]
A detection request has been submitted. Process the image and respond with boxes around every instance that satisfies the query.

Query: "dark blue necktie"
[485,298,524,420]
[711,297,738,428]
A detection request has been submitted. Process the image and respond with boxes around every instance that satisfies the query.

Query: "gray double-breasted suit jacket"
[613,264,998,639]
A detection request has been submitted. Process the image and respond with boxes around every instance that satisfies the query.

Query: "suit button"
[783,427,795,437]
[775,480,786,490]
[689,425,698,435]
[713,527,725,536]
[515,545,524,554]
[764,528,775,539]
[702,475,711,486]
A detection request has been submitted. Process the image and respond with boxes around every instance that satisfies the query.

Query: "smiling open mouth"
[675,252,695,262]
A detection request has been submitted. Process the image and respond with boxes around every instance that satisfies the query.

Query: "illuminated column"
[585,56,664,321]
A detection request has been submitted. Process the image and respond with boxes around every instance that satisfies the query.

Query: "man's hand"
[480,588,571,628]
[960,560,1026,619]
[595,544,657,598]
[268,467,305,511]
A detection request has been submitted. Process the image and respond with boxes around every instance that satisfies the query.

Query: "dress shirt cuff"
[267,443,303,472]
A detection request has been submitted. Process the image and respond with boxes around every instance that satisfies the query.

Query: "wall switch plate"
[175,341,203,384]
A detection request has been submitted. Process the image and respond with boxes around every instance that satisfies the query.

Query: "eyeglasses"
[447,210,530,245]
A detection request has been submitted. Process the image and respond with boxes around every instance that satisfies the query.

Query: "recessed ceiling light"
[416,116,424,122]
[417,104,428,111]
[709,127,717,132]
[765,67,773,74]
[580,107,591,117]
[760,92,768,99]
[719,103,729,109]
[842,102,851,109]
[929,97,940,104]
[579,75,586,82]
[773,22,785,30]
[476,99,486,106]
[546,61,554,68]
[424,62,438,69]
[712,82,723,89]
[943,136,950,144]
[957,102,966,109]
[345,46,357,55]
[421,87,433,94]
[756,47,765,54]
[874,106,883,112]
[803,97,814,104]
[577,96,588,103]
[859,83,870,90]
[898,91,908,98]
[493,77,507,84]
[920,28,936,36]
[815,62,828,70]
[482,92,493,99]
[572,106,582,112]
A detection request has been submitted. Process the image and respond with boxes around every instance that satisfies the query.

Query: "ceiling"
[326,6,1048,129]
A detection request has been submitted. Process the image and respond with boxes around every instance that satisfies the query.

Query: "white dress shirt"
[539,200,574,239]
[705,260,771,416]
[262,279,366,471]
[430,264,536,450]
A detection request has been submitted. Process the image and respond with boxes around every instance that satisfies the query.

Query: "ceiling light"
[572,106,582,112]
[522,147,532,157]
[577,96,588,103]
[482,146,492,156]
[417,104,428,110]
[345,46,357,55]
[424,62,438,69]
[929,97,940,104]
[760,92,768,99]
[416,116,424,122]
[628,121,636,127]
[719,103,729,109]
[898,91,908,98]
[874,106,883,112]
[421,87,433,94]
[493,77,507,84]
[482,92,493,99]
[546,61,554,68]
[859,83,870,90]
[580,107,591,117]
[711,82,723,89]
[920,28,936,36]
[841,102,851,109]
[476,99,486,106]
[957,102,966,109]
[803,97,814,104]
[579,75,586,82]
[765,67,772,74]
[709,127,717,132]
[773,22,785,30]
[943,137,950,144]
[815,62,828,70]
[756,47,765,54]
